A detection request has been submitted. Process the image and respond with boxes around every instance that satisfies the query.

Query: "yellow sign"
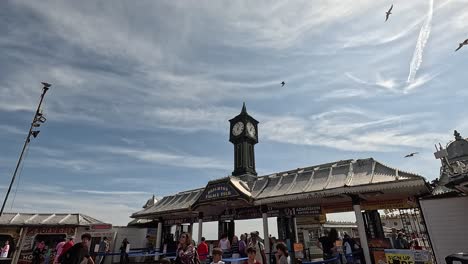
[385,250,415,264]
[293,243,304,252]
[294,243,304,259]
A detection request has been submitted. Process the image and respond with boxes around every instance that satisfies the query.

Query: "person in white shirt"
[0,240,9,258]
[218,234,231,258]
[211,248,225,264]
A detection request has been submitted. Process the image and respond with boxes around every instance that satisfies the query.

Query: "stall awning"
[132,188,204,218]
[0,213,106,226]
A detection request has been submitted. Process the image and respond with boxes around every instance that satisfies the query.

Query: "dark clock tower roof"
[229,102,259,124]
[447,130,468,162]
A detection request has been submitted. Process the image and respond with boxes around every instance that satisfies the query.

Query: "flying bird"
[281,81,285,87]
[455,39,468,51]
[385,4,393,22]
[41,82,51,88]
[404,152,419,158]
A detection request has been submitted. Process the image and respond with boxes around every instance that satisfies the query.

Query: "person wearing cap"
[248,232,266,264]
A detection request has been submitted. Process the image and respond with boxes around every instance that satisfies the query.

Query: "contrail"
[407,0,433,83]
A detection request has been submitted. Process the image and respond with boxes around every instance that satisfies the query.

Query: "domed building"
[417,130,468,264]
[434,130,468,194]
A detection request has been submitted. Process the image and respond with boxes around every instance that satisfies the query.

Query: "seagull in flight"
[281,81,285,87]
[385,4,393,22]
[41,82,51,88]
[404,152,419,158]
[455,39,468,51]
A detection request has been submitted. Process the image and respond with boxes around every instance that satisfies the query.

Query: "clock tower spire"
[229,103,259,180]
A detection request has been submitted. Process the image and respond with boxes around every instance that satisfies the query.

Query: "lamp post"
[0,82,51,216]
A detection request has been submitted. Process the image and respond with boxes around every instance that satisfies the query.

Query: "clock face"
[232,122,244,136]
[246,122,256,138]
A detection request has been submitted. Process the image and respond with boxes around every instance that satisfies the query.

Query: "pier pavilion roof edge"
[131,158,430,219]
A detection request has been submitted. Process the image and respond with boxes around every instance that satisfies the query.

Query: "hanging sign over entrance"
[291,206,321,216]
[199,183,239,201]
[230,206,321,220]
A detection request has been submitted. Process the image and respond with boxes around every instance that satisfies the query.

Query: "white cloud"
[344,71,437,95]
[376,73,397,90]
[296,108,445,151]
[407,0,433,83]
[144,105,447,152]
[92,146,230,170]
[0,184,149,225]
[72,190,150,195]
[404,73,437,93]
[219,0,380,50]
[0,125,25,135]
[318,88,370,100]
[344,72,398,94]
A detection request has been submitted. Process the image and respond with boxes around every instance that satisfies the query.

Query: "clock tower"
[229,103,259,179]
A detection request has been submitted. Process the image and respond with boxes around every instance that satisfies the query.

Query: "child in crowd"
[211,248,225,264]
[245,247,260,264]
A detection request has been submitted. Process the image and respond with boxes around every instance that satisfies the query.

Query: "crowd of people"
[27,234,112,264]
[159,231,289,264]
[314,228,425,264]
[1,227,426,264]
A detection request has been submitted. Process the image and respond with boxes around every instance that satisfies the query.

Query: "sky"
[1,0,468,228]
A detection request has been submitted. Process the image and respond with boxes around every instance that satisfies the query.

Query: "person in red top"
[59,236,75,259]
[411,240,423,250]
[197,237,209,263]
[245,247,261,264]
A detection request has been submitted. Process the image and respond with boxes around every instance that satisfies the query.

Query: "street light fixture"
[0,82,51,216]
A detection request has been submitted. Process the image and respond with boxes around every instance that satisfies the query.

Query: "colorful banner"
[385,251,415,264]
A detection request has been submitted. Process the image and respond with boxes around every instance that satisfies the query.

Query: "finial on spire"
[454,130,462,140]
[241,102,247,114]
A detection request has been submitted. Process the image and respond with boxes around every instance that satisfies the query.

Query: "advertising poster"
[385,249,415,264]
[293,243,304,259]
